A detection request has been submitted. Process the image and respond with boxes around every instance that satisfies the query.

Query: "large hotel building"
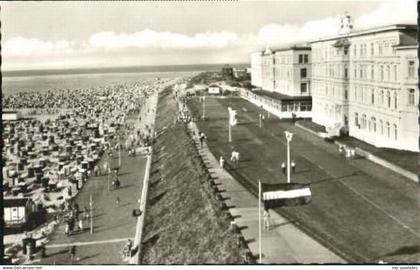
[250,18,419,152]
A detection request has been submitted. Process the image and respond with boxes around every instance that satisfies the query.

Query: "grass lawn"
[187,96,420,263]
[140,86,249,264]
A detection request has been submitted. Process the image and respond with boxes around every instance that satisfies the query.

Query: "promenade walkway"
[184,115,344,263]
[35,93,160,265]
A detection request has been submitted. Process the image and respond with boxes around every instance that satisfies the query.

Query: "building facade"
[274,46,312,96]
[261,47,275,91]
[311,24,418,151]
[250,52,263,88]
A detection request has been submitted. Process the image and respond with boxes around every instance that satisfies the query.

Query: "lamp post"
[202,96,206,120]
[107,160,110,193]
[118,135,121,168]
[284,131,293,184]
[90,193,93,234]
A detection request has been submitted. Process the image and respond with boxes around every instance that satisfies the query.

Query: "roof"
[311,24,417,43]
[395,45,418,50]
[273,45,312,53]
[253,90,312,101]
[2,110,19,114]
[3,197,31,207]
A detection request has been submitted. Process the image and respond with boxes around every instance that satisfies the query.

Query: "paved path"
[35,92,162,264]
[180,97,344,264]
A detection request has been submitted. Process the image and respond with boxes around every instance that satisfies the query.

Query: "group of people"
[339,144,356,160]
[62,202,89,236]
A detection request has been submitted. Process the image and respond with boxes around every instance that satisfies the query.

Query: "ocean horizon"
[2,63,248,97]
[2,63,248,78]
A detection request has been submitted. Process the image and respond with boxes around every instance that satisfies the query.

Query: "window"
[304,54,308,64]
[393,124,398,140]
[387,91,391,107]
[301,68,307,79]
[380,66,384,81]
[354,66,357,78]
[393,93,398,109]
[362,114,367,129]
[344,47,348,55]
[355,113,359,127]
[371,89,375,104]
[354,44,357,57]
[393,65,397,81]
[360,65,363,79]
[344,66,348,79]
[301,83,307,93]
[408,89,415,105]
[372,117,377,133]
[345,88,348,100]
[370,43,374,56]
[408,61,415,77]
[386,122,390,138]
[299,54,303,64]
[386,65,390,81]
[380,90,384,104]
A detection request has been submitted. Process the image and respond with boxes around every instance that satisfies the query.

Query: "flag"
[228,107,238,126]
[261,182,312,209]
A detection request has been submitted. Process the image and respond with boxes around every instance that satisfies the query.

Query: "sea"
[2,64,247,96]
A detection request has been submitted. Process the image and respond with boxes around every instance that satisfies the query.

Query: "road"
[188,96,420,262]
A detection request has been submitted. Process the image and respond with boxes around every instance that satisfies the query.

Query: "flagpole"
[258,180,262,264]
[287,138,291,184]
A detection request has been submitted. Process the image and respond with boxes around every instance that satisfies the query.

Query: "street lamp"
[284,131,293,184]
[202,96,206,120]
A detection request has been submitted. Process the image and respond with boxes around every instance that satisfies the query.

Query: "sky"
[1,0,417,71]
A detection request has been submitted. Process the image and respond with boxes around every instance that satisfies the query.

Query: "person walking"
[69,245,76,263]
[291,160,296,173]
[219,156,225,168]
[199,132,206,148]
[230,150,239,167]
[40,242,46,258]
[78,218,83,232]
[263,209,270,230]
[116,196,120,205]
[64,221,70,236]
[83,206,89,220]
